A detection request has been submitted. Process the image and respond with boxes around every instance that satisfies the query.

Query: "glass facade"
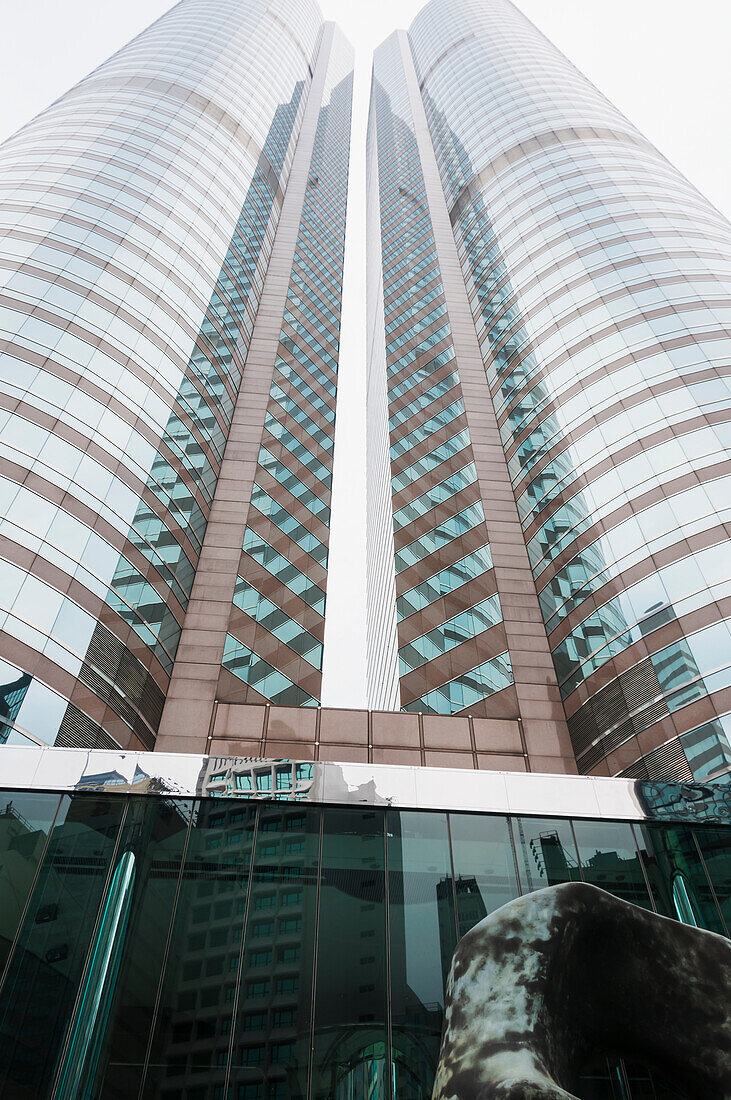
[0,783,727,1099]
[0,4,729,1095]
[365,0,731,780]
[0,0,328,752]
[0,0,728,781]
[219,31,353,709]
[366,35,515,719]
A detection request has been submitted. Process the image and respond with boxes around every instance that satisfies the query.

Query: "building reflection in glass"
[0,670,31,744]
[0,790,727,1098]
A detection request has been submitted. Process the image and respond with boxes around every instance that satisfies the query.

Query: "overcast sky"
[1,0,729,709]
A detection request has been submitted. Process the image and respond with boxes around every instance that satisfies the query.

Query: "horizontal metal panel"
[0,744,728,825]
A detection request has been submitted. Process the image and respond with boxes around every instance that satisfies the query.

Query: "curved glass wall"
[409,0,731,778]
[0,0,323,750]
[0,786,727,1099]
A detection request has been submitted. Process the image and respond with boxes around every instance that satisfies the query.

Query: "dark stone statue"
[433,882,731,1100]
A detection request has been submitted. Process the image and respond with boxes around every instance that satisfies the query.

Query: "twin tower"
[0,0,729,783]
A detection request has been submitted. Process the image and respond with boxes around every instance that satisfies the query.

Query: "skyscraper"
[0,3,730,1098]
[366,0,731,782]
[0,0,353,753]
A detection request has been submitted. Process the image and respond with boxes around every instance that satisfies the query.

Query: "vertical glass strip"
[141,799,256,1098]
[78,795,192,1098]
[510,816,581,893]
[447,812,519,942]
[691,826,731,934]
[571,820,653,909]
[635,822,724,934]
[0,793,127,1097]
[228,805,320,1100]
[387,809,452,1100]
[0,789,62,979]
[310,808,388,1100]
[52,848,137,1099]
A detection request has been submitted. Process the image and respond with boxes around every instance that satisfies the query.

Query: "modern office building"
[0,0,353,755]
[0,0,728,783]
[366,0,731,783]
[0,1,730,1098]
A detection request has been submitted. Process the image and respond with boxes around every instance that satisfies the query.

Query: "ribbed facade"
[367,0,731,782]
[0,0,354,752]
[366,35,517,721]
[365,83,400,712]
[217,31,353,709]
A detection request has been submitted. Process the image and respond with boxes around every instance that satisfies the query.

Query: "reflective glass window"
[83,795,192,1098]
[448,812,519,939]
[387,810,453,1100]
[228,806,320,1100]
[571,820,653,909]
[511,816,581,892]
[0,794,127,1097]
[638,823,726,934]
[692,827,731,933]
[311,810,388,1100]
[0,790,61,975]
[141,800,256,1098]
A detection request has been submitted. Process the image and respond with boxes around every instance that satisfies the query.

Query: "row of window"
[0,0,323,744]
[411,4,731,768]
[373,39,505,715]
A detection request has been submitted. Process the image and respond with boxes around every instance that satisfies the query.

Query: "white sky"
[1,0,729,709]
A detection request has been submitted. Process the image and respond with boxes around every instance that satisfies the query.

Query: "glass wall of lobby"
[0,790,727,1099]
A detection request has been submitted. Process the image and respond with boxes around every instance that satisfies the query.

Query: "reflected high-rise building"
[0,0,353,754]
[366,0,731,781]
[0,5,729,1100]
[436,875,487,986]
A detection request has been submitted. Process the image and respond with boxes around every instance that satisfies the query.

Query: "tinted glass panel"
[388,809,453,1100]
[0,793,126,1098]
[142,799,256,1100]
[692,826,731,933]
[311,809,388,1100]
[571,820,653,909]
[638,823,725,933]
[447,812,518,940]
[89,795,192,1099]
[228,805,319,1100]
[0,789,61,976]
[511,816,581,892]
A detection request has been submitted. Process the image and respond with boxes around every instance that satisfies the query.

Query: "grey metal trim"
[0,745,729,824]
[222,802,260,1100]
